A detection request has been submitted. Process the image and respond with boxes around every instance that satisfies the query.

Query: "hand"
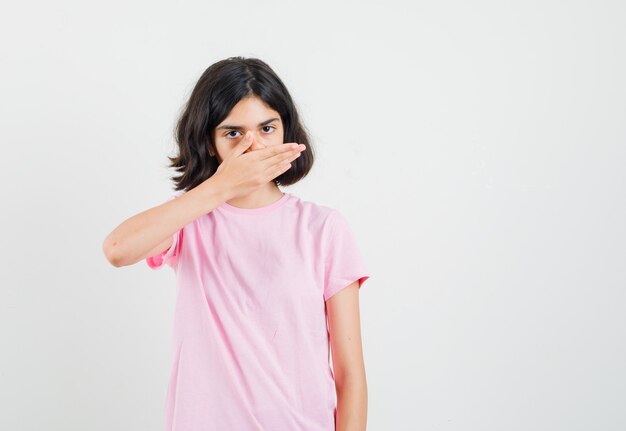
[212,131,306,200]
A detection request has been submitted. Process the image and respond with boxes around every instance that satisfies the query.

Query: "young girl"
[103,57,371,431]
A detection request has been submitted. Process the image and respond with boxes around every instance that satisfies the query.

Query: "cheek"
[214,139,233,154]
[212,144,228,163]
[265,134,284,146]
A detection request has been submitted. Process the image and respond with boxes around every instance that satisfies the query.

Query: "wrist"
[202,174,234,204]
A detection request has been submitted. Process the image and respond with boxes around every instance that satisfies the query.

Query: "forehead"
[223,96,279,120]
[216,97,282,131]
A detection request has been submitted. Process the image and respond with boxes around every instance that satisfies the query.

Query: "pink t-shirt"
[146,190,370,431]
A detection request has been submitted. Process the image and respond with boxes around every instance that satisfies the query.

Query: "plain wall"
[1,0,624,430]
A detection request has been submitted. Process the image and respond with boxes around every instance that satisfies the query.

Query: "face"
[212,95,284,163]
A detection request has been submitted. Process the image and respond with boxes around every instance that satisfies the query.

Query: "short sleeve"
[145,192,184,271]
[323,210,371,301]
[146,229,182,270]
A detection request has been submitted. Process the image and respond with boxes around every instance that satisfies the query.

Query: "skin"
[326,282,368,431]
[102,112,302,268]
[215,96,368,430]
[212,95,287,209]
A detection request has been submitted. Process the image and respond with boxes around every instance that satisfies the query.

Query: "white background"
[1,0,625,430]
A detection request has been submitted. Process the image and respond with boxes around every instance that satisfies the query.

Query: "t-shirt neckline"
[219,192,292,215]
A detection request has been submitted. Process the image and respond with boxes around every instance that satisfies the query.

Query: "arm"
[102,175,230,267]
[102,139,304,268]
[326,281,368,431]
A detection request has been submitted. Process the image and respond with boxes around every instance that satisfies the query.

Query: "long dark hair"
[167,56,315,192]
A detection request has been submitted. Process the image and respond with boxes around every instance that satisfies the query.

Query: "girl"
[103,57,371,431]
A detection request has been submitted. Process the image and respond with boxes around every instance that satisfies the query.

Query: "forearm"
[103,175,230,267]
[335,374,368,431]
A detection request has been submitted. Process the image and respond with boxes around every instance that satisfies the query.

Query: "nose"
[243,131,267,153]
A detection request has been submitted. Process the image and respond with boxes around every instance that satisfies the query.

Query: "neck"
[224,182,284,209]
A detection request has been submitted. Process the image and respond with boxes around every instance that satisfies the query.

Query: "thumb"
[232,132,254,158]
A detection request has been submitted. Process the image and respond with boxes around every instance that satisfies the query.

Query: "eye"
[224,125,276,139]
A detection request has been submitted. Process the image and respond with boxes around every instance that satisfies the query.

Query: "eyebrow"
[215,117,280,131]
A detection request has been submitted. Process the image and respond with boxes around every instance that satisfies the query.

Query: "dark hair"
[167,56,315,192]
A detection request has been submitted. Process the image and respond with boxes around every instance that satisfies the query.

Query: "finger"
[230,132,255,158]
[266,160,292,182]
[254,143,304,161]
[264,146,302,168]
[244,140,266,154]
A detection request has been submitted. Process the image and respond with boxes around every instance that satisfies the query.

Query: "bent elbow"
[102,236,126,268]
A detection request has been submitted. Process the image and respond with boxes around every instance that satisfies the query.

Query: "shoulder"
[288,193,335,218]
[287,194,350,236]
